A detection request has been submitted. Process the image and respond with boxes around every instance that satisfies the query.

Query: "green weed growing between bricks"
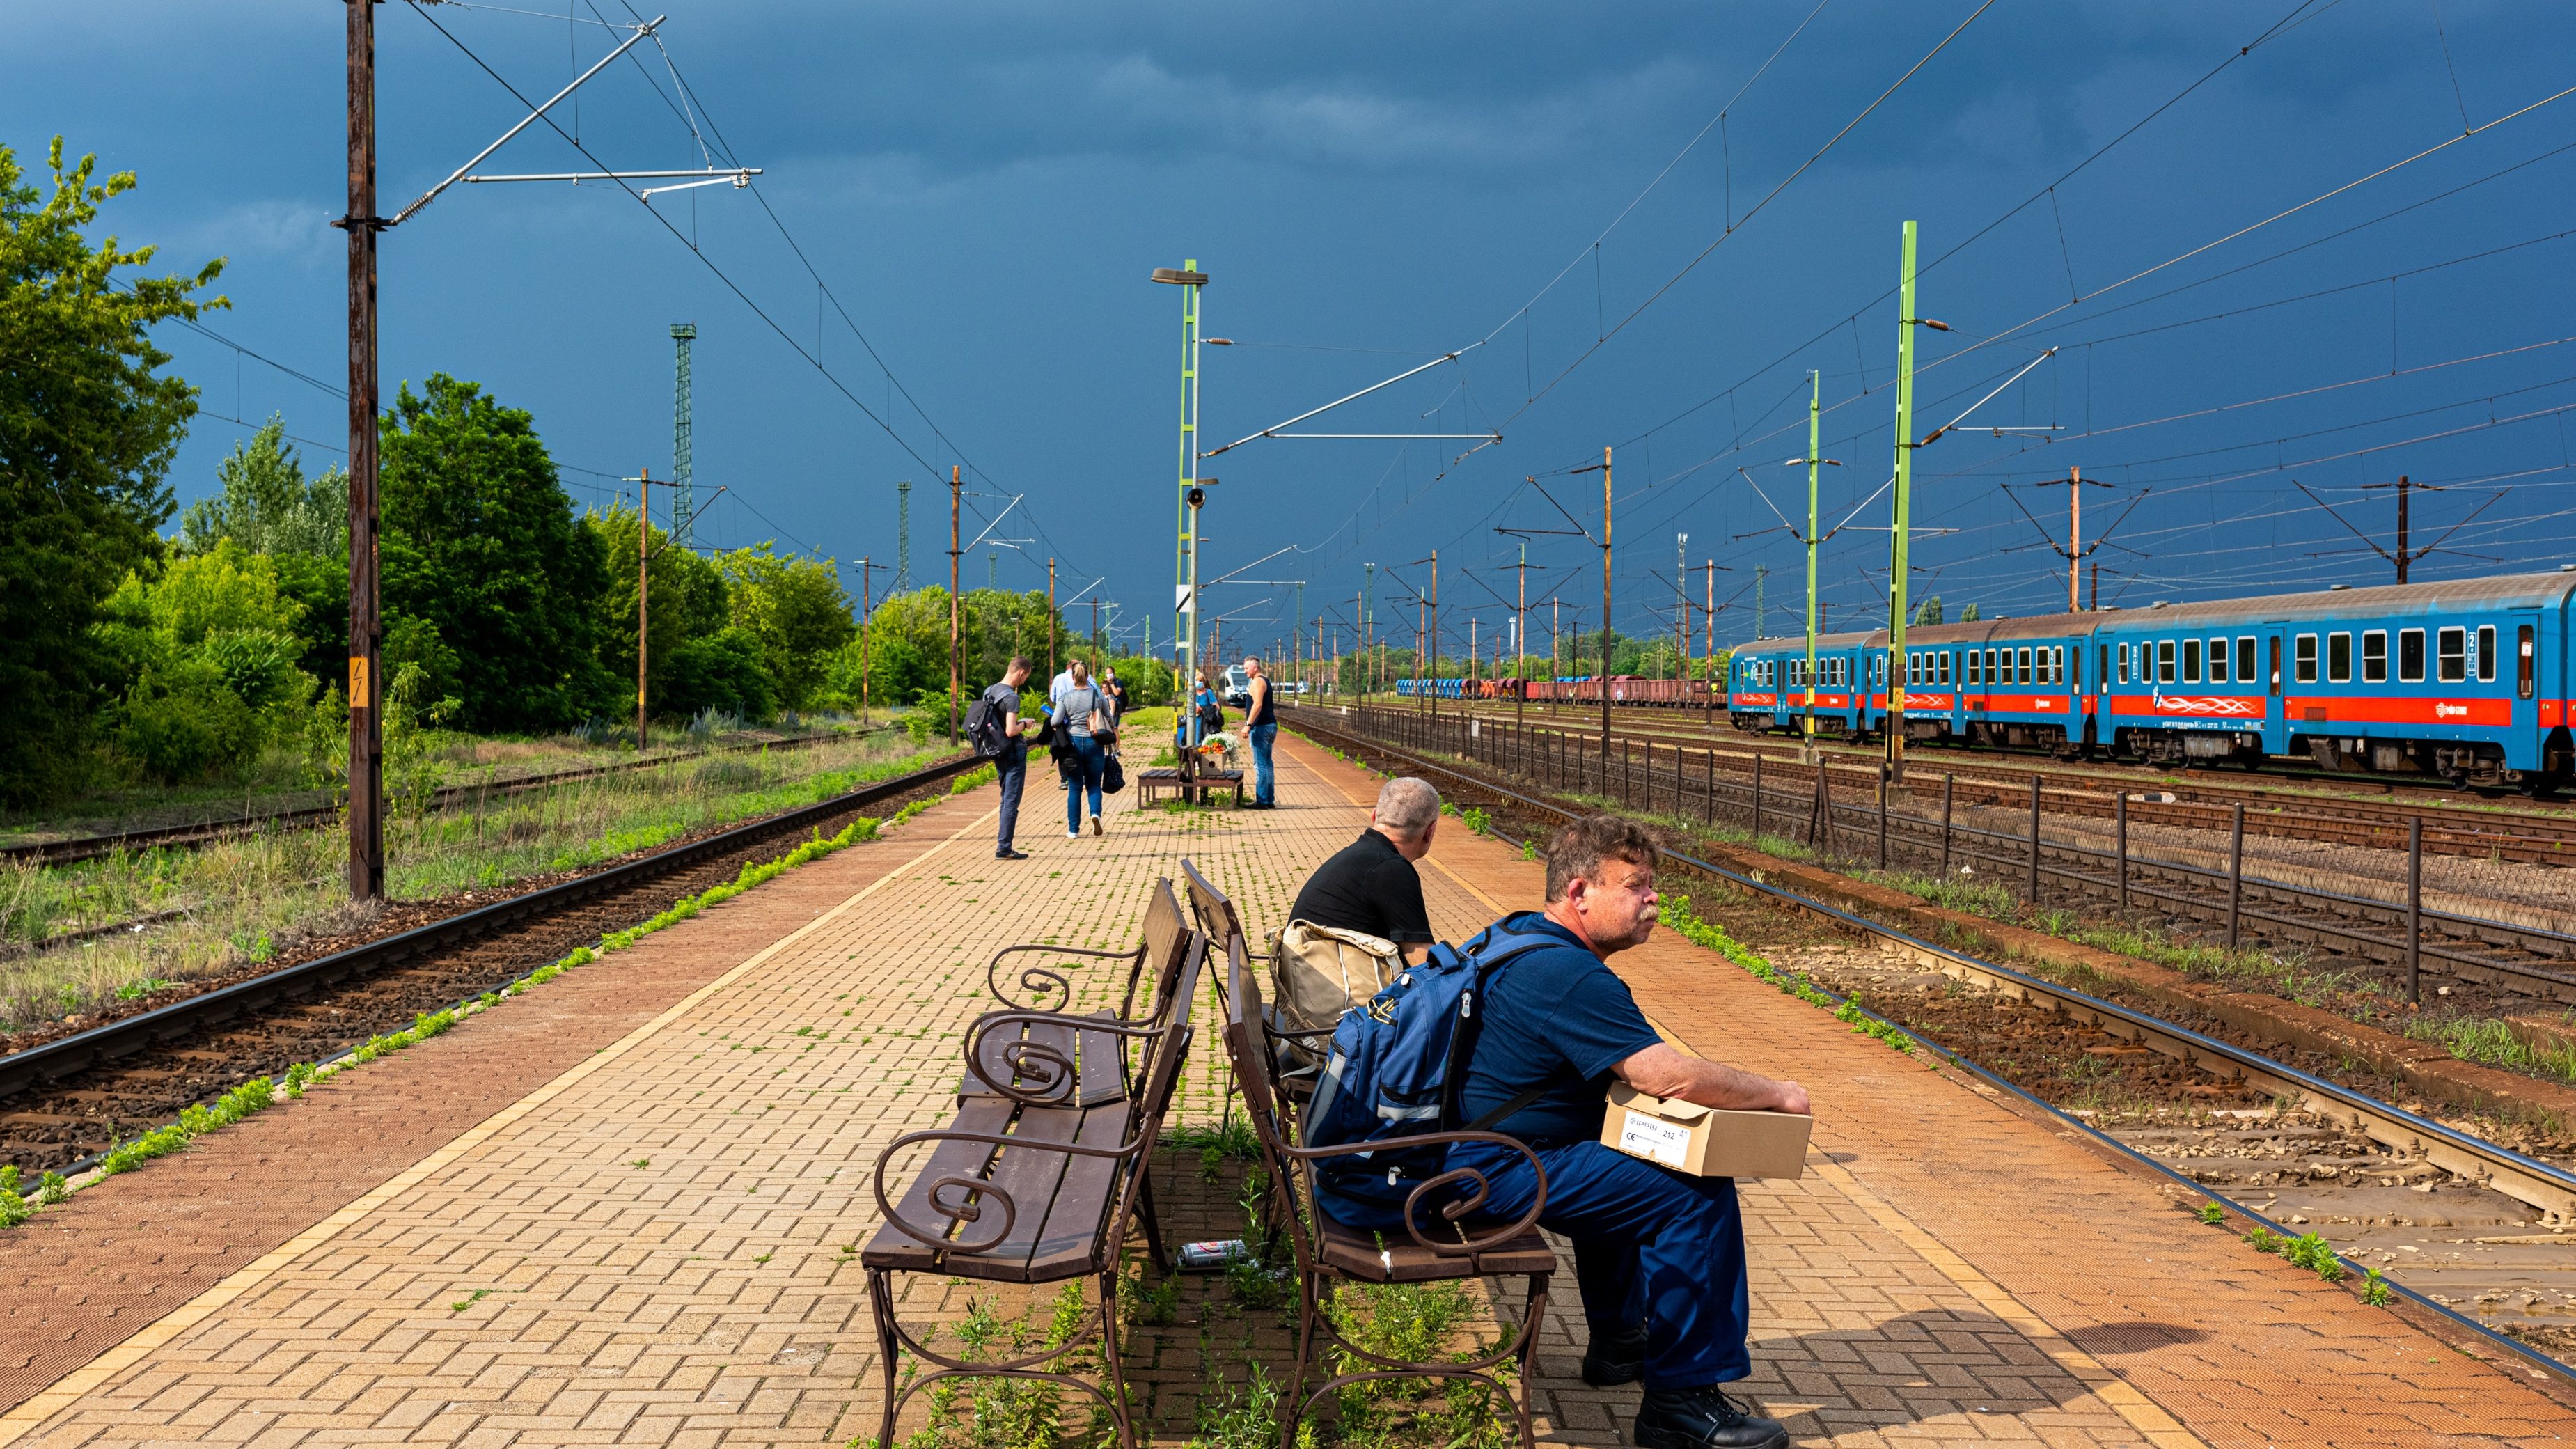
[900,1285,1108,1449]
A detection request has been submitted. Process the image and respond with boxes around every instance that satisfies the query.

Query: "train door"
[2513,611,2542,770]
[2265,629,2287,755]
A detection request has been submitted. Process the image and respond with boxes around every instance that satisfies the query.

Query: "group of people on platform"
[975,640,1800,1446]
[979,652,1281,861]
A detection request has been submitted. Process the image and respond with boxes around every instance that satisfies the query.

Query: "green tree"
[0,139,224,803]
[719,544,854,712]
[95,540,315,783]
[1913,595,1944,627]
[379,374,613,733]
[1957,602,1981,622]
[584,504,729,720]
[178,416,346,558]
[856,586,1068,713]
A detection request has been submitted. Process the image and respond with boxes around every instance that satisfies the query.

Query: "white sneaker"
[1067,830,1081,840]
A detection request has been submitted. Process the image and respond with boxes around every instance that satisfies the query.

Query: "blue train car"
[1720,570,2576,791]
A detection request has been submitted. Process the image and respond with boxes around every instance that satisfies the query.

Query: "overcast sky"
[15,1,2575,657]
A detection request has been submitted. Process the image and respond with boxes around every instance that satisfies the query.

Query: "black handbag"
[1102,753,1127,794]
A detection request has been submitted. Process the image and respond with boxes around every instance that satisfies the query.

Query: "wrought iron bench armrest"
[1282,1130,1548,1257]
[870,1123,1157,1254]
[960,1010,1175,1106]
[986,942,1147,1012]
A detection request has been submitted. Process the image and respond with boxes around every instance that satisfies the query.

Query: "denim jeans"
[1065,733,1106,831]
[1248,721,1278,804]
[994,749,1026,853]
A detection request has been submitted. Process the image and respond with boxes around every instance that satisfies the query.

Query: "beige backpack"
[1269,919,1403,1042]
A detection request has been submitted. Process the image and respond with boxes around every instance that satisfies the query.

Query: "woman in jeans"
[1055,659,1115,838]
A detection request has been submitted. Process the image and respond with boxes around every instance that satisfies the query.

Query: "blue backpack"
[1303,916,1565,1227]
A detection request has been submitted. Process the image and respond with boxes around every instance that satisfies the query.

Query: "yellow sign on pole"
[348,655,371,710]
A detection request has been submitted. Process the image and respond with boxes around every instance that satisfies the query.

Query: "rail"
[1286,708,2576,1386]
[1297,702,2576,1001]
[0,750,980,1101]
[0,726,885,868]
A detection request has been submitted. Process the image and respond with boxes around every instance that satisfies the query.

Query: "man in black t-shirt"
[1449,814,1806,1449]
[1287,776,1438,960]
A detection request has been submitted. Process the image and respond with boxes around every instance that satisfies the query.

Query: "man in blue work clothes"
[1452,815,1807,1449]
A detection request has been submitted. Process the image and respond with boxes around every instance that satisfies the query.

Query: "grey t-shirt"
[980,681,1026,762]
[1055,683,1112,737]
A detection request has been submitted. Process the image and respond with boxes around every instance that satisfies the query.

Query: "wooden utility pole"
[1599,448,1614,763]
[947,465,961,746]
[1704,558,1718,726]
[341,0,384,900]
[2031,465,2113,611]
[636,468,652,748]
[856,557,890,724]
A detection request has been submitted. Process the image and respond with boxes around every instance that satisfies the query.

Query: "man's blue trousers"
[1450,1140,1750,1389]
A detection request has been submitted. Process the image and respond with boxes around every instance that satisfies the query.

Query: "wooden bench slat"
[927,1100,1088,1281]
[861,1098,1016,1272]
[1021,1099,1142,1278]
[957,1012,1129,1106]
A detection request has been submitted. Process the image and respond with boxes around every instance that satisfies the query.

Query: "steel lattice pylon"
[670,322,696,551]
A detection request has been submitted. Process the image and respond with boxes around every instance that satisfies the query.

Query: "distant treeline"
[0,136,1157,807]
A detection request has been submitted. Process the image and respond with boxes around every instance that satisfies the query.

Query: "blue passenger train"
[1723,572,2576,792]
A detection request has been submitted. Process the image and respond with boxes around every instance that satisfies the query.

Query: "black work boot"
[1580,1323,1649,1387]
[1635,1386,1789,1449]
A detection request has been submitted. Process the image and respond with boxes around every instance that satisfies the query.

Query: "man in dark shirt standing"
[1286,776,1438,961]
[1452,815,1806,1449]
[980,657,1037,861]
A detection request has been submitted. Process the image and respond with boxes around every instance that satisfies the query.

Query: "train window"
[2158,640,2176,684]
[2071,646,2081,688]
[2477,625,2496,683]
[2400,628,2426,683]
[2236,636,2256,684]
[2438,627,2466,684]
[2052,646,2066,684]
[1941,652,1953,685]
[2182,639,2202,684]
[2327,633,2350,684]
[2362,631,2387,683]
[2293,634,2318,684]
[2208,639,2229,684]
[2013,647,2028,684]
[2117,643,2130,684]
[2098,645,2110,689]
[2519,625,2536,699]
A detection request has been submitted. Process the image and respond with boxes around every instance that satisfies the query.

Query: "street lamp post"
[1152,261,1209,728]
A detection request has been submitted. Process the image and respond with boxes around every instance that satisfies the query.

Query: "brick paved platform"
[4,731,2573,1447]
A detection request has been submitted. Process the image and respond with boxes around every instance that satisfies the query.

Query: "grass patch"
[0,730,942,1034]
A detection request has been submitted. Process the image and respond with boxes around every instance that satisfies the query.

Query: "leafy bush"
[112,657,265,783]
[661,626,775,721]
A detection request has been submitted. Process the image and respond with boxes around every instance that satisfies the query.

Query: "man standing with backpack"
[969,656,1038,860]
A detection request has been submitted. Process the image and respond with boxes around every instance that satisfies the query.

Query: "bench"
[864,895,1207,1449]
[961,879,1195,1111]
[1138,760,1246,806]
[1217,933,1556,1449]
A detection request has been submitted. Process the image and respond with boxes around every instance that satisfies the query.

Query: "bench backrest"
[1108,931,1207,1237]
[1218,933,1327,1281]
[1179,858,1246,951]
[1134,879,1192,1020]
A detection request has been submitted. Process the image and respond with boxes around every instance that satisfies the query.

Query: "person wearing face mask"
[1449,814,1807,1449]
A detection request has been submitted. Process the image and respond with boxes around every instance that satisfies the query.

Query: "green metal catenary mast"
[1152,259,1209,728]
[1886,221,1921,783]
[1805,370,1821,760]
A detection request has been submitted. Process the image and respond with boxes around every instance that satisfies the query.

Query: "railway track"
[1302,703,2576,1002]
[1411,697,2576,862]
[1287,713,2576,1376]
[0,751,980,1175]
[0,726,878,868]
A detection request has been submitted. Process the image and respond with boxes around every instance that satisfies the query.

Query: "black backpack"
[963,693,1010,758]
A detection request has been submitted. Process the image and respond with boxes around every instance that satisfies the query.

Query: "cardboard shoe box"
[1601,1081,1811,1179]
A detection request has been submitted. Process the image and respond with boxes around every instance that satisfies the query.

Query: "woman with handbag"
[1053,659,1116,838]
